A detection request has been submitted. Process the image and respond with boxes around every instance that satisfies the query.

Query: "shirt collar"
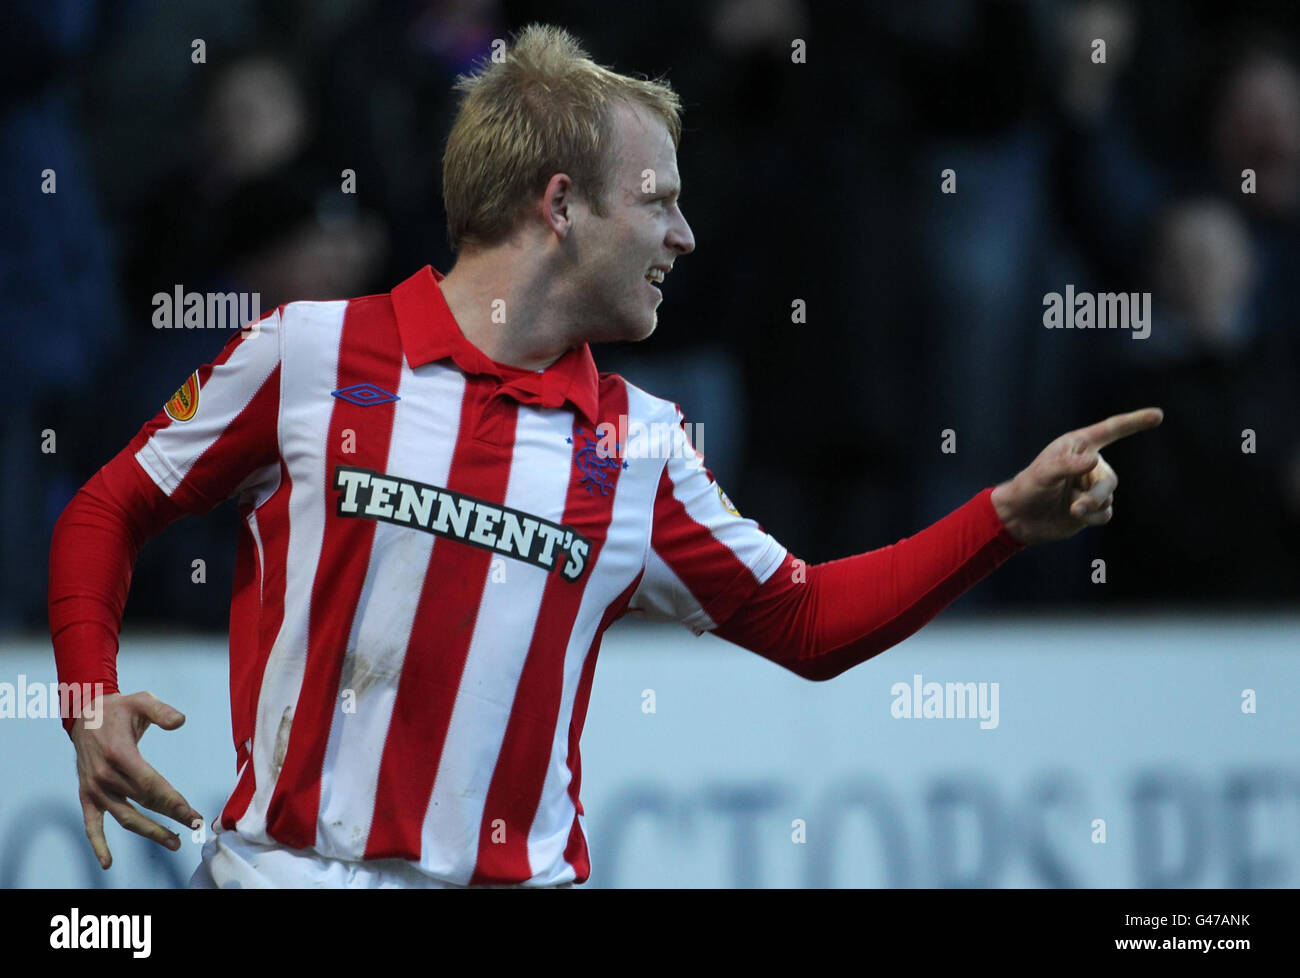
[391,264,600,426]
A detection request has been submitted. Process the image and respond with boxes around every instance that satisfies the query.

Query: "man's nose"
[668,206,695,255]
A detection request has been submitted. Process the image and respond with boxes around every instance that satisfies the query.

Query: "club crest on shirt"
[164,372,200,422]
[567,426,628,496]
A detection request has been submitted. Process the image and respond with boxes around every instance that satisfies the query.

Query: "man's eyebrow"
[632,173,682,197]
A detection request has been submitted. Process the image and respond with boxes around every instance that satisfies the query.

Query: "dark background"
[3,0,1298,633]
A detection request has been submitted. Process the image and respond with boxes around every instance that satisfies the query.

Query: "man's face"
[567,102,695,343]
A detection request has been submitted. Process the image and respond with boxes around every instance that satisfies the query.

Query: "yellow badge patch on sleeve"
[717,483,741,517]
[164,372,200,422]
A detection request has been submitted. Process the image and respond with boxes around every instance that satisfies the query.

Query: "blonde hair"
[442,24,682,252]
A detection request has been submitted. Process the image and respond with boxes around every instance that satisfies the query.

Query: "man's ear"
[542,173,576,238]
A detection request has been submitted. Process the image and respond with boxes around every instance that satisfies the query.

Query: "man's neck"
[438,248,576,371]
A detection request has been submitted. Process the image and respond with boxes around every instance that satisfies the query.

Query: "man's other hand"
[70,691,204,869]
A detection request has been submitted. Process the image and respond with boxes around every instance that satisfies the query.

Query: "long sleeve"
[48,449,187,732]
[711,487,1024,680]
[48,309,283,734]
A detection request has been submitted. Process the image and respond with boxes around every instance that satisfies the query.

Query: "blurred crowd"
[2,0,1298,632]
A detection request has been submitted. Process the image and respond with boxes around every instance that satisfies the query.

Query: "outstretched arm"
[714,408,1164,679]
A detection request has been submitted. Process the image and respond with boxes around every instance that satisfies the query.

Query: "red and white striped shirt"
[51,265,1026,886]
[124,265,786,884]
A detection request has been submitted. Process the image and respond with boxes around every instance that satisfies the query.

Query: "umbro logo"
[332,383,399,406]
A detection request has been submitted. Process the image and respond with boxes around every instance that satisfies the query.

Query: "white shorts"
[188,832,573,889]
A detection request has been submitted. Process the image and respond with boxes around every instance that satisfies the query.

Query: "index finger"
[114,753,202,829]
[1075,407,1164,450]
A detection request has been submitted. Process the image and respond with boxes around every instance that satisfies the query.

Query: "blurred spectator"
[122,50,316,316]
[216,161,389,308]
[1101,38,1300,602]
[1211,46,1300,220]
